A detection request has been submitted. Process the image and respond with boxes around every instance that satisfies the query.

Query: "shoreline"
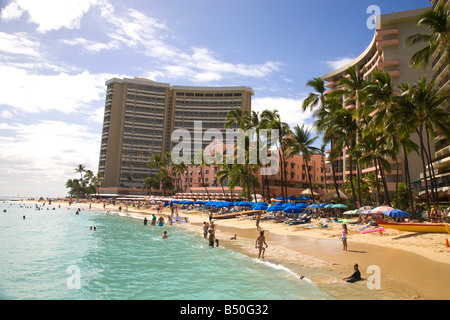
[56,200,450,299]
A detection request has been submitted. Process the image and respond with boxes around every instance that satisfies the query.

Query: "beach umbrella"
[332,204,348,209]
[283,207,302,213]
[296,203,308,208]
[298,196,312,200]
[204,201,216,207]
[287,196,298,201]
[308,204,320,208]
[324,204,335,208]
[382,209,411,218]
[369,206,394,214]
[319,203,327,207]
[253,203,268,210]
[267,204,283,212]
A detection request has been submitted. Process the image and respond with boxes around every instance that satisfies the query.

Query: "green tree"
[286,124,320,203]
[406,4,450,69]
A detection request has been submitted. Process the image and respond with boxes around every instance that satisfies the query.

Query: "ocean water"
[0,201,332,300]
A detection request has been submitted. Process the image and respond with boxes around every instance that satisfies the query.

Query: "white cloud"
[0,31,42,58]
[60,37,120,53]
[0,120,100,197]
[1,0,99,33]
[252,96,314,129]
[325,57,355,71]
[0,110,14,118]
[0,66,113,114]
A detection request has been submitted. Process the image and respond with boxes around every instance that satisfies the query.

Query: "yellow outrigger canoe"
[378,220,450,233]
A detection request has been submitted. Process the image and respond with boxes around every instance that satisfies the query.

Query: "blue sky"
[0,0,429,197]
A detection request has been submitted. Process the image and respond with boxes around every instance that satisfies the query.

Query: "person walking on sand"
[255,231,268,259]
[255,211,262,230]
[341,224,348,251]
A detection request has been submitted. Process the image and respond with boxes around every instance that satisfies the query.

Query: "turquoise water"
[0,201,332,300]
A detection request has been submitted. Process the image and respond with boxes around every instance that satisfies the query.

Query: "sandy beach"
[62,200,450,300]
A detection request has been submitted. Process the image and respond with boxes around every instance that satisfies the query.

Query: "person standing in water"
[255,231,268,259]
[341,224,348,251]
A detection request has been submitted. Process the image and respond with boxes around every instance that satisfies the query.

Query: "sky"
[0,0,429,198]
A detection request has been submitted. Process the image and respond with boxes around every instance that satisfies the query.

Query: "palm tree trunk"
[330,140,340,199]
[417,127,431,216]
[425,127,439,206]
[374,158,382,204]
[402,144,415,216]
[348,155,357,207]
[378,159,391,206]
[304,158,316,204]
[278,151,285,201]
[356,160,362,207]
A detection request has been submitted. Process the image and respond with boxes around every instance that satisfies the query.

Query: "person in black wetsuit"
[343,264,361,283]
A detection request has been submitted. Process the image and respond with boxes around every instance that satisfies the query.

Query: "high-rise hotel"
[97,77,253,194]
[322,7,436,196]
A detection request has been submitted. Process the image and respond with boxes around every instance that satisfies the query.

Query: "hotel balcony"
[325,81,338,89]
[375,28,399,41]
[377,59,400,71]
[376,39,400,51]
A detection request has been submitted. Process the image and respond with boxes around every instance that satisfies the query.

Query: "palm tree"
[172,162,187,193]
[406,77,450,213]
[327,108,359,207]
[314,96,343,199]
[75,164,86,181]
[260,109,290,201]
[142,176,159,195]
[193,151,211,201]
[334,65,369,207]
[302,77,327,113]
[286,124,320,203]
[406,3,450,70]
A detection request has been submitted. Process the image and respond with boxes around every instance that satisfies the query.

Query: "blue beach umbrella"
[296,203,308,208]
[382,209,411,218]
[204,201,216,207]
[298,196,312,200]
[267,204,283,212]
[253,203,268,210]
[283,207,302,214]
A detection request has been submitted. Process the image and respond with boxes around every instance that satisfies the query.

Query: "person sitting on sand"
[343,263,361,283]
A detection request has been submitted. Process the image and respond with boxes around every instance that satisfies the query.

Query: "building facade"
[98,77,253,192]
[422,0,449,203]
[322,7,435,195]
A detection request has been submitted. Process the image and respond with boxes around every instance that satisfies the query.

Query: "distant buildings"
[97,77,253,197]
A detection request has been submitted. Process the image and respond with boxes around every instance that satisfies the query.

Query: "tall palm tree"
[406,3,450,70]
[327,108,359,207]
[75,164,86,181]
[314,96,343,199]
[286,124,320,203]
[260,109,290,201]
[334,65,369,207]
[302,77,327,113]
[407,77,450,213]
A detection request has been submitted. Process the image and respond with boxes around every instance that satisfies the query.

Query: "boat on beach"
[378,220,450,233]
[212,210,261,220]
